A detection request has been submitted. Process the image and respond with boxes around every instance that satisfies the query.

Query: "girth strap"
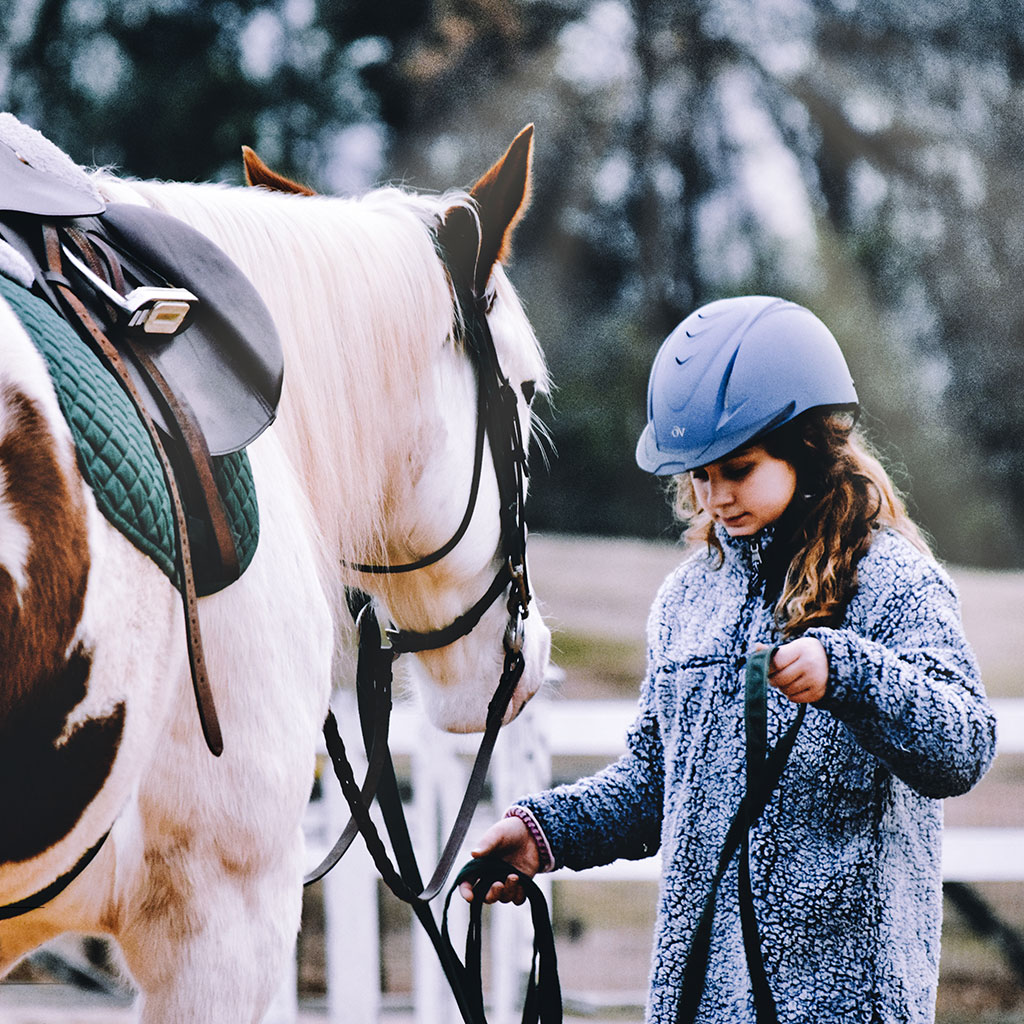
[675,646,806,1024]
[0,830,110,921]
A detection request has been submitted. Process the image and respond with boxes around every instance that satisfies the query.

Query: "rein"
[308,247,546,1023]
[675,647,806,1024]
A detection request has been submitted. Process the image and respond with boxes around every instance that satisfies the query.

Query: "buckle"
[503,610,525,657]
[125,289,196,334]
[507,556,531,615]
[62,245,197,336]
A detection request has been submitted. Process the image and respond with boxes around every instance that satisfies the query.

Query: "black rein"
[306,248,546,1023]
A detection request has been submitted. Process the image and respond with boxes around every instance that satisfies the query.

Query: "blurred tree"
[0,0,385,186]
[378,0,1024,565]
[795,2,1024,565]
[2,0,1022,564]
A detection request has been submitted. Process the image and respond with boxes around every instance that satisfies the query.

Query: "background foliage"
[3,0,1023,567]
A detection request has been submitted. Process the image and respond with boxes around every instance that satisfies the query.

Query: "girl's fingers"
[462,873,525,905]
[769,664,804,690]
[769,646,799,672]
[773,674,826,703]
[784,681,814,700]
[470,819,513,858]
[763,640,829,705]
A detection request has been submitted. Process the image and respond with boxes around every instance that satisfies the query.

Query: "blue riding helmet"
[635,296,858,475]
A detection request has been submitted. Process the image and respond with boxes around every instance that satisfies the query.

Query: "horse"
[0,124,551,1022]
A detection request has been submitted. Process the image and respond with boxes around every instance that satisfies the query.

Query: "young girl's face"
[690,445,797,537]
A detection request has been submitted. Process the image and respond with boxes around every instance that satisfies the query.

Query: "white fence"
[282,695,1024,1024]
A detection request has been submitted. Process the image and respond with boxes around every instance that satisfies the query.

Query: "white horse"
[0,126,550,1022]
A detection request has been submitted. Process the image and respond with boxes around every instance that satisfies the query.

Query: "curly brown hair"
[673,411,931,636]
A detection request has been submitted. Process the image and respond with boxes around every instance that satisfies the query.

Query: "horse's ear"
[470,124,533,296]
[438,124,534,298]
[241,145,316,196]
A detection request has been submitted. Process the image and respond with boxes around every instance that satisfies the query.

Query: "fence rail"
[8,695,1021,1023]
[302,694,1024,1024]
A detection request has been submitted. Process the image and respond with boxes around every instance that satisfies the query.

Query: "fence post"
[261,945,298,1024]
[321,696,381,1024]
[412,720,465,1024]
[489,703,553,1024]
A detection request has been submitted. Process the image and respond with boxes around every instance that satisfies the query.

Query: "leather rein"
[305,245,541,1023]
[306,240,532,897]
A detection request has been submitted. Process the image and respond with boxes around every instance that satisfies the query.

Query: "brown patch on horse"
[437,124,535,299]
[0,390,124,861]
[0,645,125,861]
[138,833,198,944]
[241,145,316,196]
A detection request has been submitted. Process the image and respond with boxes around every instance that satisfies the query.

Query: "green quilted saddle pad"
[0,273,258,595]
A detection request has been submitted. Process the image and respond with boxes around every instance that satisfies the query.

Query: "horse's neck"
[105,177,457,568]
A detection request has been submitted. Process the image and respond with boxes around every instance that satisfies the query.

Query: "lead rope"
[675,647,806,1023]
[314,599,526,902]
[308,608,526,1024]
[440,858,562,1024]
[312,529,546,1024]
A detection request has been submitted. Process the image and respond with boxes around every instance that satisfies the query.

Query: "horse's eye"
[521,380,536,405]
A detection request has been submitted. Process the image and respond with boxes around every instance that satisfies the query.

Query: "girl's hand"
[761,638,829,704]
[459,816,542,906]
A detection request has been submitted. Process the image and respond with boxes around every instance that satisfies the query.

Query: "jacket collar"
[715,523,775,569]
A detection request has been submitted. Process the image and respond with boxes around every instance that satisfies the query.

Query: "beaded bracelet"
[504,805,555,873]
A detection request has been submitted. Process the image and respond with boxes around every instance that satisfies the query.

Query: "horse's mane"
[93,174,546,577]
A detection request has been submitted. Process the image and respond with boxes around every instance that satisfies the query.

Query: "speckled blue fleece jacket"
[520,527,996,1024]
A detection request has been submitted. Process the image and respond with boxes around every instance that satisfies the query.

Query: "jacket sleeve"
[517,657,665,872]
[810,542,996,799]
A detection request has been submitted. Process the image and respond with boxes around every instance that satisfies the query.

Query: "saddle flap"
[99,203,284,456]
[0,140,106,218]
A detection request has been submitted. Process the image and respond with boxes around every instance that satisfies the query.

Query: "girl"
[463,296,997,1023]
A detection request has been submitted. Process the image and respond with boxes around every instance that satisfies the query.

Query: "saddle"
[0,136,285,755]
[0,140,283,457]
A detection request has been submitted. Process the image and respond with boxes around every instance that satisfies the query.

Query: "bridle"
[305,232,536,1000]
[304,229,542,1023]
[341,301,532,657]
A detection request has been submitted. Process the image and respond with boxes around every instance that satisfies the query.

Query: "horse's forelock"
[486,263,549,394]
